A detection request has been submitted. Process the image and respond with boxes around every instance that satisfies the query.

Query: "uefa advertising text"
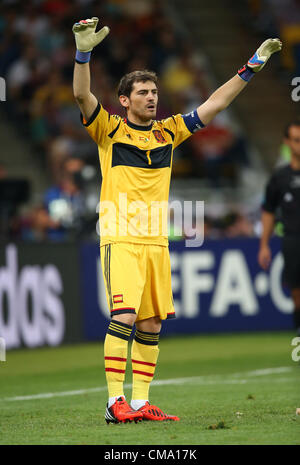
[291,337,300,362]
[0,337,6,362]
[96,195,204,247]
[96,247,293,322]
[291,77,300,102]
[0,77,5,101]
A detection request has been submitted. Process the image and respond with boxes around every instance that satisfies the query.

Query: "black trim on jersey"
[108,120,121,139]
[164,128,175,141]
[112,143,172,169]
[126,119,153,131]
[108,245,112,309]
[80,102,101,127]
[104,245,113,309]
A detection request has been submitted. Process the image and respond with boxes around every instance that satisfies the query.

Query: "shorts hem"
[100,238,169,248]
[110,308,136,317]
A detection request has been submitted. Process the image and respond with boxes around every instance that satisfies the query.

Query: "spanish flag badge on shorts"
[113,294,123,304]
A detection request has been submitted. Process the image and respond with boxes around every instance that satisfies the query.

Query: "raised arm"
[197,38,282,126]
[73,62,98,121]
[72,17,109,121]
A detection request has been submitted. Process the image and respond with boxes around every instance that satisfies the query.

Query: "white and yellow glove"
[238,38,282,82]
[73,17,110,63]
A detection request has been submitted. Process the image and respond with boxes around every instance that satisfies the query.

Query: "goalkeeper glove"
[73,17,110,63]
[238,38,282,82]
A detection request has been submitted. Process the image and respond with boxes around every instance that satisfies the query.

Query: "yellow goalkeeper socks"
[131,329,160,406]
[104,320,133,399]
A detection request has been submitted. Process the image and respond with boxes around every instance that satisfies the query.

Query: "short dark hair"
[117,70,158,97]
[284,119,300,138]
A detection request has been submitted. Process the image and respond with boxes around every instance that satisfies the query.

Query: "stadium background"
[0,0,300,447]
[0,0,299,349]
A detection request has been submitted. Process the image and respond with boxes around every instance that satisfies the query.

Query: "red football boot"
[138,402,180,421]
[105,396,143,424]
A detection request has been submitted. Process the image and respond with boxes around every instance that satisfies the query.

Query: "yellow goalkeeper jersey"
[81,102,204,246]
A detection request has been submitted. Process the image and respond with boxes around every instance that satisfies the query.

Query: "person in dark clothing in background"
[258,120,300,336]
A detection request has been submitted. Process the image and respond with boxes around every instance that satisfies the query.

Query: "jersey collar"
[125,118,153,131]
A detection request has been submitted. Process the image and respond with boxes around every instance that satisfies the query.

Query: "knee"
[136,316,162,333]
[112,312,137,326]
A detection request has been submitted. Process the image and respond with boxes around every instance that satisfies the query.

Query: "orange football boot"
[105,396,143,424]
[138,402,180,421]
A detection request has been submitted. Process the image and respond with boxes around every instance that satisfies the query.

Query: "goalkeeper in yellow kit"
[72,17,281,424]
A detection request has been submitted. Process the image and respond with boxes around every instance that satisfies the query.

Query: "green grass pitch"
[0,331,299,445]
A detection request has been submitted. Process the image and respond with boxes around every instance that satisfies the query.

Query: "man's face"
[120,80,158,123]
[285,125,300,160]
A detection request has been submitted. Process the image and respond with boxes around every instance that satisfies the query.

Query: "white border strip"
[1,366,294,403]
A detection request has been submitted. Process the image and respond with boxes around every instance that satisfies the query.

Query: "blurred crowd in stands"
[0,0,297,242]
[246,0,300,75]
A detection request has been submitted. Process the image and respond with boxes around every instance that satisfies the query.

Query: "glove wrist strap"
[75,50,91,64]
[237,64,255,82]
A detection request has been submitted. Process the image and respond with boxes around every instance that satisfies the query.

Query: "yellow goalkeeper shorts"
[100,242,176,321]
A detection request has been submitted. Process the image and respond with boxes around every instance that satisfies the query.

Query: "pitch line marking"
[0,366,294,403]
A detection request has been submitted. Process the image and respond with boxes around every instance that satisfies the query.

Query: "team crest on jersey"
[153,130,166,143]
